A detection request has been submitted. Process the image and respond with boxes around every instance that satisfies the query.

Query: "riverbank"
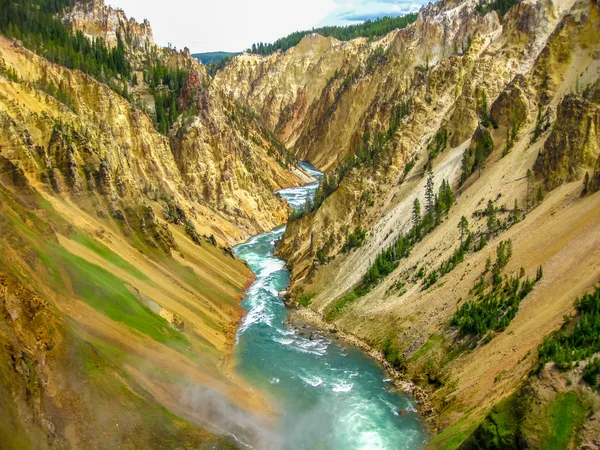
[231,161,427,449]
[284,304,437,434]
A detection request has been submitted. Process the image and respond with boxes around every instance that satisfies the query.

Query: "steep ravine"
[2,0,599,447]
[217,0,600,446]
[233,163,427,449]
[0,1,310,447]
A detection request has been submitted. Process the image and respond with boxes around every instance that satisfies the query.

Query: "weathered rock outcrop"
[535,90,600,191]
[217,0,502,171]
[64,0,153,48]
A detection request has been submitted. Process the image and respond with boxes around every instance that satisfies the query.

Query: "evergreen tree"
[485,256,492,274]
[526,169,534,208]
[246,13,418,55]
[532,104,544,143]
[583,172,590,196]
[536,186,544,204]
[486,200,497,236]
[458,216,470,245]
[512,199,520,223]
[536,266,544,282]
[425,170,435,215]
[479,89,490,127]
[412,198,422,230]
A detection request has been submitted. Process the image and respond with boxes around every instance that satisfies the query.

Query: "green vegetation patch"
[70,233,151,283]
[541,391,587,450]
[582,357,600,389]
[325,290,359,321]
[460,394,526,450]
[143,62,190,134]
[462,389,587,450]
[410,334,445,362]
[382,335,407,370]
[342,226,366,253]
[451,240,541,340]
[430,412,480,450]
[192,51,239,64]
[0,185,191,352]
[460,125,494,185]
[35,75,78,112]
[476,0,521,18]
[56,245,190,350]
[298,292,316,307]
[537,285,600,371]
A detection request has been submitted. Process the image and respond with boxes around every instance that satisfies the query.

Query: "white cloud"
[106,0,425,53]
[321,0,423,24]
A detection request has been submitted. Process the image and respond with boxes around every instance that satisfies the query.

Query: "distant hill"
[192,51,240,64]
[246,13,418,56]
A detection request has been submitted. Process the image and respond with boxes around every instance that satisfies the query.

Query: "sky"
[106,0,425,53]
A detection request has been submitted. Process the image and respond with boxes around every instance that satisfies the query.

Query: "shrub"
[342,227,366,252]
[582,358,600,389]
[537,286,600,371]
[382,336,407,371]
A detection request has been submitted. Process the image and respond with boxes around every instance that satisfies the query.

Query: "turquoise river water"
[232,162,426,450]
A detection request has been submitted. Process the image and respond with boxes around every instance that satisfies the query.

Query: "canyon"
[0,0,599,448]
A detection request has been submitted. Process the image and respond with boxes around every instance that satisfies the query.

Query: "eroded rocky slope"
[0,0,308,447]
[218,0,600,446]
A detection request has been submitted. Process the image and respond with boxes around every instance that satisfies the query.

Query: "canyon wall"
[218,0,600,445]
[0,0,307,447]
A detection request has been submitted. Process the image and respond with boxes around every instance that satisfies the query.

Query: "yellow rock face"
[0,2,306,445]
[220,0,600,440]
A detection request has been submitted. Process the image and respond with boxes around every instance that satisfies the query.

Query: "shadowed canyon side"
[216,0,600,447]
[0,0,311,447]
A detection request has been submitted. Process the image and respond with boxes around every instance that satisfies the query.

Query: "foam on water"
[300,373,324,387]
[233,162,426,449]
[332,380,354,393]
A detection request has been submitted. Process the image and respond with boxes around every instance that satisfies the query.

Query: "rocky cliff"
[218,0,600,446]
[64,0,153,48]
[0,0,308,447]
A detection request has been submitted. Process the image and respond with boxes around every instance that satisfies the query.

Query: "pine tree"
[412,198,422,230]
[512,199,520,223]
[526,169,534,208]
[425,170,435,215]
[583,172,590,197]
[479,89,490,127]
[532,105,544,143]
[478,233,488,251]
[458,216,470,245]
[536,186,544,204]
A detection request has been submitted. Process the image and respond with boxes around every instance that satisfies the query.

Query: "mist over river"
[232,162,426,450]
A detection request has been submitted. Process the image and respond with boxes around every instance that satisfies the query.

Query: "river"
[232,161,426,450]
